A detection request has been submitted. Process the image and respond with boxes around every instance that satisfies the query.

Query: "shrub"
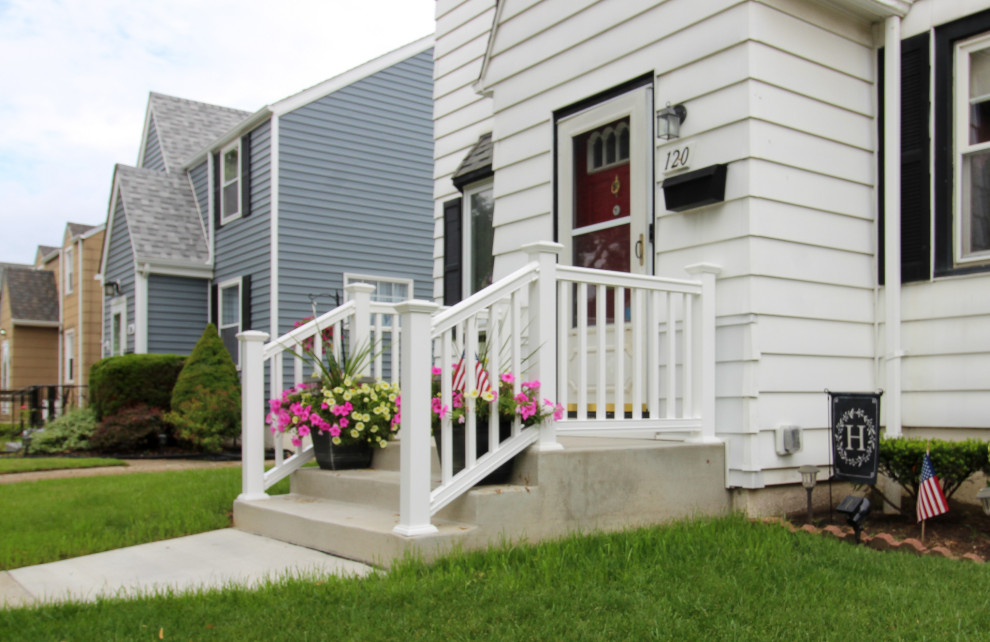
[89,354,186,420]
[26,408,96,454]
[878,436,990,504]
[168,325,240,453]
[90,404,170,453]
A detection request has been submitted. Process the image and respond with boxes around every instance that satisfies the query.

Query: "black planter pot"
[435,417,514,485]
[311,430,374,470]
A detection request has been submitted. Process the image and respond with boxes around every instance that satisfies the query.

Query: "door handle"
[635,234,644,266]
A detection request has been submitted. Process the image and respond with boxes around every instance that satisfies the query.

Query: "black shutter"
[443,198,463,305]
[877,33,931,285]
[212,152,221,230]
[210,283,219,328]
[899,33,931,283]
[241,134,252,218]
[241,274,252,330]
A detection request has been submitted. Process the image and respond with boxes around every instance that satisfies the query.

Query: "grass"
[2,515,989,639]
[0,467,289,569]
[0,456,126,475]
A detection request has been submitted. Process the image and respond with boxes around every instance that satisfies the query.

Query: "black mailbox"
[661,163,728,212]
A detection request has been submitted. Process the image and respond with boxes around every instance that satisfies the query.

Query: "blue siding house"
[99,36,435,362]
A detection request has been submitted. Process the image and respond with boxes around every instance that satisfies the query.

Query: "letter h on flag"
[916,451,949,523]
[451,354,492,395]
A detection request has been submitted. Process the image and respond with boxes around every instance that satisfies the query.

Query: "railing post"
[523,241,564,452]
[238,330,270,501]
[345,282,376,378]
[394,300,440,537]
[685,264,721,444]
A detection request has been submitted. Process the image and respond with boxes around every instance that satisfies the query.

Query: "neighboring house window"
[955,33,990,264]
[218,278,241,365]
[344,273,413,304]
[220,140,241,224]
[65,330,75,383]
[1,340,9,415]
[64,247,74,294]
[109,297,127,356]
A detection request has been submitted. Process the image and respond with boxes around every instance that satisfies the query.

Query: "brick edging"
[758,518,985,563]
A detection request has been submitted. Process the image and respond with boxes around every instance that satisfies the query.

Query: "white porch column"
[685,263,721,444]
[523,241,564,452]
[345,282,375,379]
[394,300,439,536]
[238,330,270,501]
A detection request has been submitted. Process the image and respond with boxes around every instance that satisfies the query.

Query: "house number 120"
[664,145,691,172]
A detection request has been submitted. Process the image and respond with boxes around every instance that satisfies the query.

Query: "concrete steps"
[233,436,729,567]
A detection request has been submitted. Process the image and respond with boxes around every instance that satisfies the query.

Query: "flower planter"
[435,417,513,485]
[311,430,373,470]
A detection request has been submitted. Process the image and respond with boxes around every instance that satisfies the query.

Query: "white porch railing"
[239,244,720,536]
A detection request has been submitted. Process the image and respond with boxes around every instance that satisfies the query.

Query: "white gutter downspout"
[883,15,903,437]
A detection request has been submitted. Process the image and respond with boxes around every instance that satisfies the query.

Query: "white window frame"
[109,296,127,357]
[217,277,242,366]
[343,273,414,304]
[64,246,74,294]
[462,179,495,297]
[954,32,990,265]
[586,121,630,173]
[65,329,76,383]
[220,140,242,225]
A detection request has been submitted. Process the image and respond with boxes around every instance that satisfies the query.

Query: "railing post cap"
[344,282,376,295]
[237,330,270,343]
[394,299,440,315]
[685,263,722,276]
[522,241,564,257]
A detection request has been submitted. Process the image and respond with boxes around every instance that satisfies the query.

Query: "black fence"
[0,385,88,430]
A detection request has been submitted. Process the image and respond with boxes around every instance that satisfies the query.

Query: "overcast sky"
[0,0,435,265]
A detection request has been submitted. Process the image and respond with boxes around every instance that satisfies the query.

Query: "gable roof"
[452,133,493,189]
[4,268,58,323]
[66,222,97,239]
[144,93,250,172]
[113,165,210,265]
[35,245,59,266]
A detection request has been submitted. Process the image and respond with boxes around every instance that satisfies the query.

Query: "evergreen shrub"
[878,436,990,502]
[26,408,97,454]
[89,354,186,420]
[166,325,241,453]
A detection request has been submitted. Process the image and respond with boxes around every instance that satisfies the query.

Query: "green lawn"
[0,467,289,569]
[2,515,988,639]
[0,456,125,475]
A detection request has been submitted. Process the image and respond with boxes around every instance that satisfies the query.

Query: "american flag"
[916,451,949,523]
[451,355,492,394]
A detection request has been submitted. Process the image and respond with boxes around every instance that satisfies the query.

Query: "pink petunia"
[432,366,442,376]
[500,373,515,384]
[522,380,541,389]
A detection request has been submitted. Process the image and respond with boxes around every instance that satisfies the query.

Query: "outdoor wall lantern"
[103,280,121,297]
[977,486,990,516]
[836,495,872,543]
[656,102,687,140]
[798,465,821,523]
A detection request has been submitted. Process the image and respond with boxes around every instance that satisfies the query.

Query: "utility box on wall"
[775,425,802,456]
[661,163,727,212]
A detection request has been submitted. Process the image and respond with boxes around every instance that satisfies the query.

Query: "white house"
[234,0,990,564]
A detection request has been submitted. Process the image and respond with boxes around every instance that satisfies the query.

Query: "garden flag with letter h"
[916,451,949,523]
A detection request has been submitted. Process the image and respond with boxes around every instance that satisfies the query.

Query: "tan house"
[0,267,59,423]
[58,223,105,408]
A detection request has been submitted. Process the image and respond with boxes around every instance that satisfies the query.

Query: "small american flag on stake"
[451,355,492,395]
[916,451,949,523]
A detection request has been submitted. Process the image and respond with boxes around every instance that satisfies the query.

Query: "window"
[586,121,630,172]
[463,181,495,296]
[64,247,74,294]
[343,274,413,303]
[220,141,241,224]
[218,279,241,365]
[955,33,990,264]
[65,330,75,382]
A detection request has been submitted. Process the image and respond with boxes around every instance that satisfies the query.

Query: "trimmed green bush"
[89,353,186,420]
[879,436,990,502]
[25,408,96,454]
[166,325,240,453]
[90,404,169,453]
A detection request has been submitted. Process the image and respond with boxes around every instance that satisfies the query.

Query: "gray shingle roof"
[35,246,59,264]
[115,165,209,264]
[5,268,58,322]
[66,222,97,239]
[452,133,493,189]
[148,93,251,171]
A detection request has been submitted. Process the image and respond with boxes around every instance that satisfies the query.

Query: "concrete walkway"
[0,529,373,609]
